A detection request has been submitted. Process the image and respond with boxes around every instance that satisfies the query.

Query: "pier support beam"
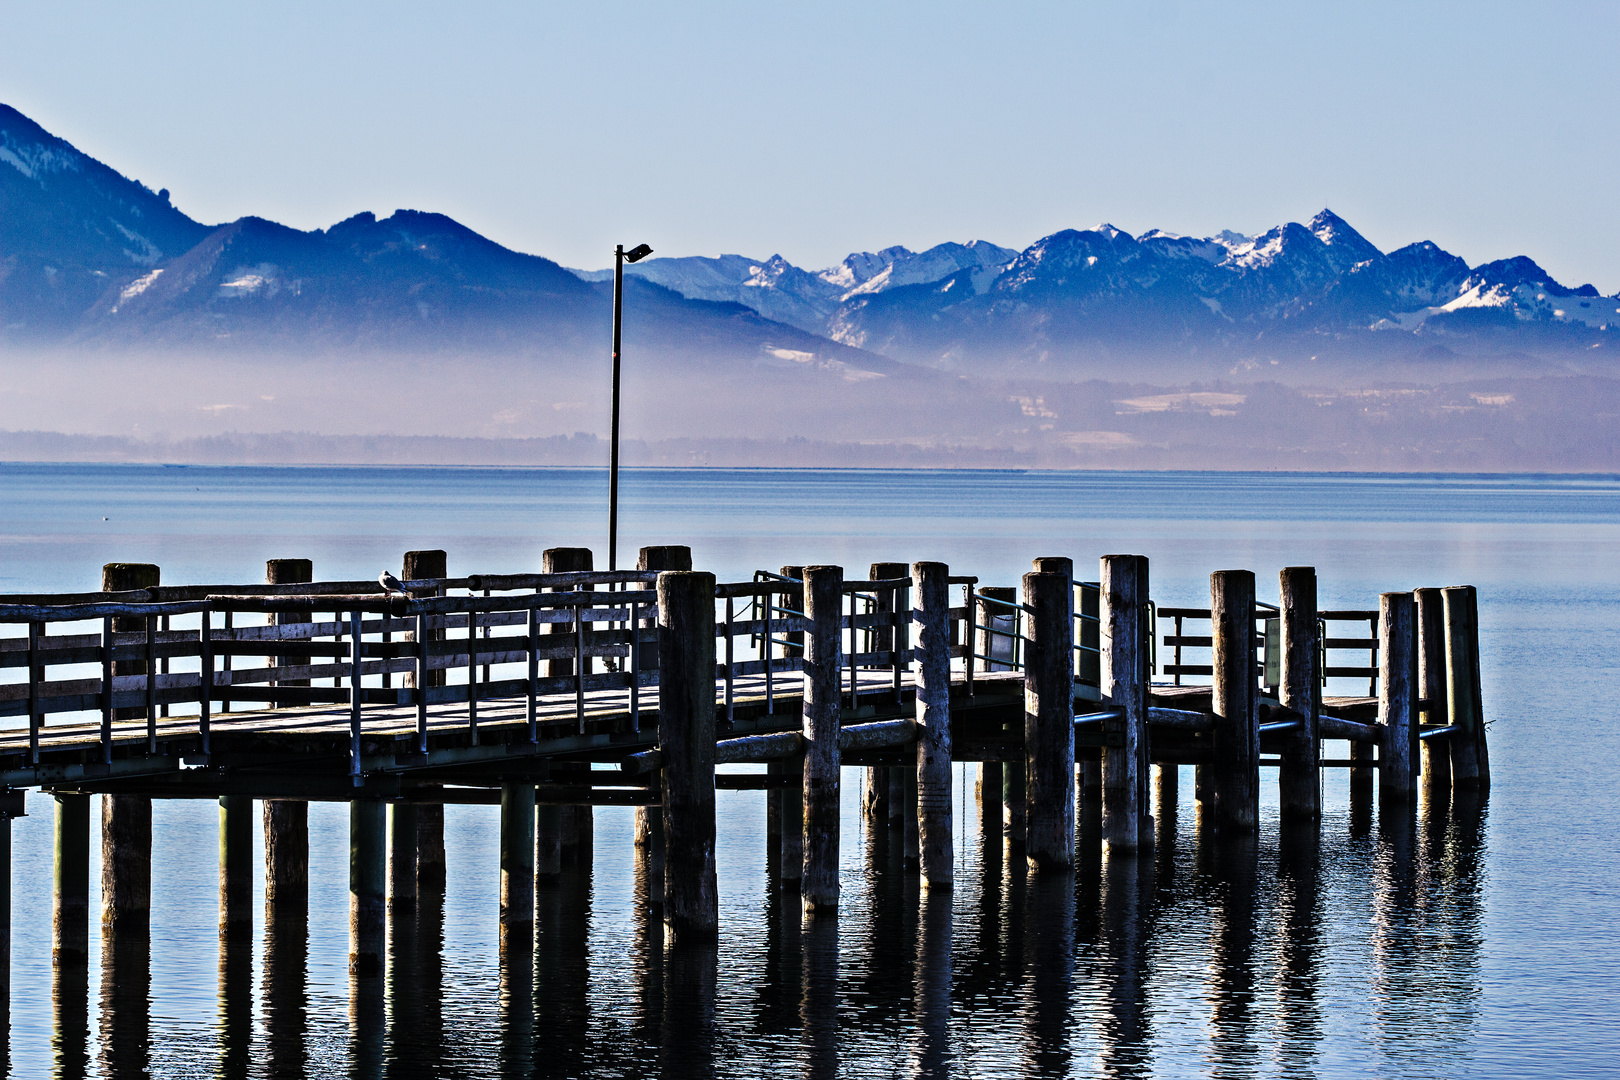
[801,565,843,914]
[1211,570,1259,834]
[1379,592,1418,803]
[1024,569,1075,871]
[263,800,309,914]
[1415,588,1451,792]
[389,802,417,915]
[219,796,253,937]
[100,795,150,934]
[1278,567,1321,820]
[54,792,90,965]
[501,784,536,927]
[658,570,719,943]
[864,562,908,828]
[1444,586,1489,790]
[978,762,1002,841]
[914,560,954,890]
[351,800,386,975]
[636,546,690,857]
[1101,555,1149,855]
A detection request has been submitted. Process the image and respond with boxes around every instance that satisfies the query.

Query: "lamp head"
[624,243,653,264]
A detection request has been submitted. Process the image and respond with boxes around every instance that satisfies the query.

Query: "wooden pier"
[0,547,1489,982]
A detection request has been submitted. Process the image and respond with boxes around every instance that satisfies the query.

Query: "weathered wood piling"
[658,571,718,942]
[1024,569,1074,870]
[801,566,842,914]
[914,561,953,890]
[1211,570,1258,834]
[1100,555,1147,855]
[1278,567,1320,820]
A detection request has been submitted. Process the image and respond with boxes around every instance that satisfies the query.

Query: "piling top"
[403,550,447,579]
[102,563,159,591]
[266,559,313,585]
[544,548,594,573]
[639,546,692,573]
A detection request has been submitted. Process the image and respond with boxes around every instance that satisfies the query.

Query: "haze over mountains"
[3,102,1618,470]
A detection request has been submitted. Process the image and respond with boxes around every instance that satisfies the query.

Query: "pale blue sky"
[4,1,1617,288]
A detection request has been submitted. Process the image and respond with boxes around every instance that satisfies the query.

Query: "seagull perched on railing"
[379,571,409,596]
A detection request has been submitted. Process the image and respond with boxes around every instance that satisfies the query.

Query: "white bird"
[379,571,407,596]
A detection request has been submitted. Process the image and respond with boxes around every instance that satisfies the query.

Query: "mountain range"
[4,101,1620,470]
[5,101,1615,380]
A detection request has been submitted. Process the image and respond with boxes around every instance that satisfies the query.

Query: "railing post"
[1101,555,1149,854]
[1379,592,1418,803]
[801,565,843,915]
[913,561,953,890]
[1024,569,1075,871]
[1415,587,1450,793]
[1211,570,1258,834]
[1443,586,1489,790]
[657,570,719,943]
[1278,567,1321,820]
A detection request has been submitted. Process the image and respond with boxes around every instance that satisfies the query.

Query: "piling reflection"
[98,931,150,1080]
[349,967,385,1080]
[754,882,800,1042]
[535,866,592,1076]
[1204,833,1259,1079]
[218,928,253,1080]
[52,962,89,1080]
[263,911,308,1079]
[1275,822,1323,1073]
[632,855,665,1061]
[1099,854,1153,1073]
[1024,870,1074,1075]
[912,890,951,1078]
[659,944,717,1080]
[498,923,535,1079]
[802,913,838,1079]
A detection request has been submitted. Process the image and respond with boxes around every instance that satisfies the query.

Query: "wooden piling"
[1211,570,1259,834]
[219,795,253,937]
[978,761,1003,837]
[1379,592,1419,803]
[1024,570,1075,871]
[536,802,563,882]
[1349,741,1376,796]
[864,561,908,827]
[501,784,536,926]
[801,565,843,914]
[416,804,446,896]
[1278,567,1321,820]
[778,757,803,885]
[1415,588,1451,791]
[0,801,11,997]
[263,800,308,912]
[389,802,418,914]
[544,548,595,854]
[101,564,157,931]
[913,561,954,889]
[350,800,386,975]
[1443,586,1490,790]
[100,794,150,933]
[657,570,719,943]
[403,552,448,894]
[1101,555,1148,854]
[54,792,90,965]
[636,545,691,853]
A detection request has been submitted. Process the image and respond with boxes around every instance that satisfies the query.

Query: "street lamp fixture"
[610,241,652,573]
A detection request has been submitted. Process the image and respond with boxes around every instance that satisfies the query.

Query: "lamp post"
[610,241,653,573]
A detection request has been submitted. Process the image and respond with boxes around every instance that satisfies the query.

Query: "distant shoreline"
[2,428,1615,474]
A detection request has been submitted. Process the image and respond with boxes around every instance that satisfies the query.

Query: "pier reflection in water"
[20,768,1491,1078]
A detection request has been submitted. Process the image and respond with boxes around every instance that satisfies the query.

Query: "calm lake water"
[1,465,1617,1078]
